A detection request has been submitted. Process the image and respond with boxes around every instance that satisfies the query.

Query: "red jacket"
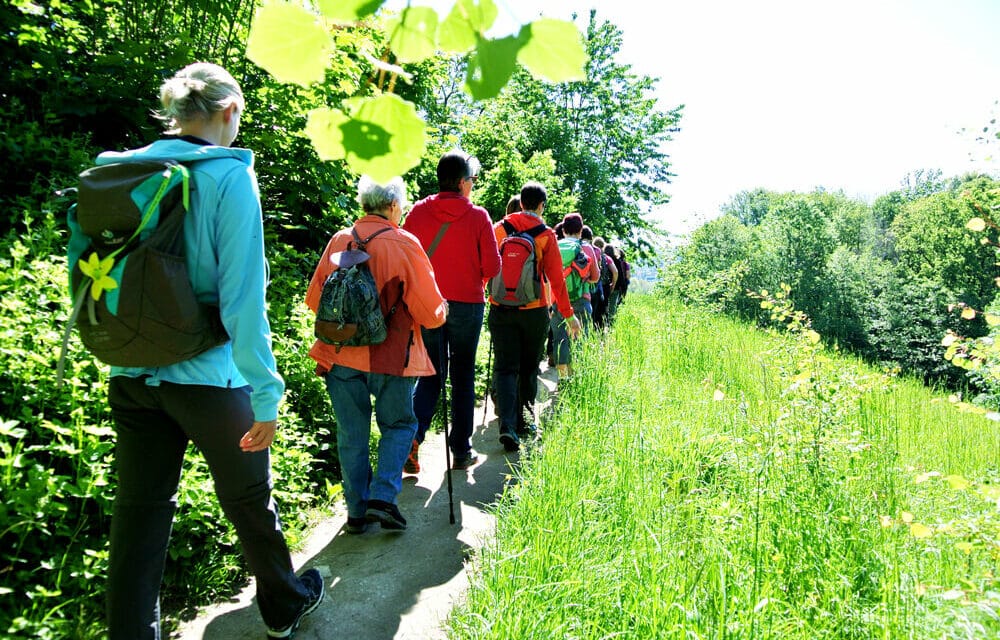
[402,192,500,303]
[306,215,447,377]
[488,212,574,319]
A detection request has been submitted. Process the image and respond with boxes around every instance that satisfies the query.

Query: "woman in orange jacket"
[306,176,447,533]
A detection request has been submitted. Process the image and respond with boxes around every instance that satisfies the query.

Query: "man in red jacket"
[402,151,501,471]
[488,182,581,452]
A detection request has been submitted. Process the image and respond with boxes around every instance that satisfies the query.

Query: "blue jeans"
[107,377,309,639]
[324,366,418,518]
[413,301,484,455]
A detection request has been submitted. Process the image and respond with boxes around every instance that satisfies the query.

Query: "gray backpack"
[315,227,392,351]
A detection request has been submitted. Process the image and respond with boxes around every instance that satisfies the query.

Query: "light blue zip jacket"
[88,138,284,421]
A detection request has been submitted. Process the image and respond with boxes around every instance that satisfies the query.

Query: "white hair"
[358,176,408,215]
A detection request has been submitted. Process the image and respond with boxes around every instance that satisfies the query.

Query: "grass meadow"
[449,295,1000,639]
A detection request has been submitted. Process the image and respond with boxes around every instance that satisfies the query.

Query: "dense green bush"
[0,207,115,639]
[0,202,335,637]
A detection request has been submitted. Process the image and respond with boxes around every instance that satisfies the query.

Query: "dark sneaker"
[344,516,367,535]
[266,568,324,638]
[451,450,479,470]
[366,499,407,530]
[403,439,420,474]
[499,430,519,452]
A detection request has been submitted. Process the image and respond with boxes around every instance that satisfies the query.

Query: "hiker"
[591,236,619,330]
[619,248,632,303]
[96,63,323,639]
[580,225,605,327]
[305,176,447,534]
[506,194,521,214]
[488,182,581,451]
[550,213,599,379]
[604,243,625,324]
[401,151,500,472]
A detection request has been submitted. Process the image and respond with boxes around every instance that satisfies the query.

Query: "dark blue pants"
[487,305,549,435]
[106,377,308,639]
[413,301,485,456]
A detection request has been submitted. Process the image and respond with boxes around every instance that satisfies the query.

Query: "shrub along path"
[173,367,558,639]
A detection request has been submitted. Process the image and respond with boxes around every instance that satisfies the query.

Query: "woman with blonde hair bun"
[82,62,324,639]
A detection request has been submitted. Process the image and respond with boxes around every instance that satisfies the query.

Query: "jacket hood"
[95,138,253,167]
[503,211,548,232]
[412,192,474,222]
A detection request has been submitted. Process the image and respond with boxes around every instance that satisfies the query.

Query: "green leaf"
[386,6,439,63]
[246,1,332,86]
[305,108,351,161]
[517,19,587,83]
[345,94,427,181]
[440,0,498,52]
[465,34,524,100]
[317,0,385,22]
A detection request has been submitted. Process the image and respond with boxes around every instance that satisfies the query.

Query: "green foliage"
[452,12,679,255]
[0,209,333,637]
[451,296,1000,639]
[657,214,758,313]
[0,207,113,639]
[473,149,576,220]
[663,178,1000,389]
[246,0,587,180]
[720,188,777,227]
[889,179,999,309]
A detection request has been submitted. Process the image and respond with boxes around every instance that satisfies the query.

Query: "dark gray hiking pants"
[106,377,308,639]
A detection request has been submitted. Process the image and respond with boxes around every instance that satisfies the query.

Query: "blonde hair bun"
[156,62,244,132]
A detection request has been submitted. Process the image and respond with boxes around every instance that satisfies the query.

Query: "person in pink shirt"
[580,225,605,324]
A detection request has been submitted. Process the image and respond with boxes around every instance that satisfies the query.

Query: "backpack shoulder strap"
[524,224,546,237]
[425,222,452,258]
[353,225,393,250]
[501,219,516,236]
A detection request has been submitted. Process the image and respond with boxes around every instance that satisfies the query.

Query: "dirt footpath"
[173,367,557,640]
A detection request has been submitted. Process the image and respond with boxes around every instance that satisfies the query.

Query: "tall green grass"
[449,295,1000,639]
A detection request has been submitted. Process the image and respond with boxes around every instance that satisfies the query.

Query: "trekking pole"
[439,328,456,524]
[480,335,493,430]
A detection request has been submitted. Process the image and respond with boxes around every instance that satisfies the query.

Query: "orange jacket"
[488,212,574,319]
[306,215,447,377]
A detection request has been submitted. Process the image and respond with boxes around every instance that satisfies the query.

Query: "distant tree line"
[660,170,1000,395]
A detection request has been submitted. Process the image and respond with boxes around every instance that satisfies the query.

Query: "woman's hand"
[240,420,276,452]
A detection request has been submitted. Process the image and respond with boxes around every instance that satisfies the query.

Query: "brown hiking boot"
[403,439,420,474]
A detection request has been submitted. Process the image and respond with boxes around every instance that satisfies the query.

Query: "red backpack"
[489,220,547,306]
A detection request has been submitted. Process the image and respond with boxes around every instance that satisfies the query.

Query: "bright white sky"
[385,0,1000,236]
